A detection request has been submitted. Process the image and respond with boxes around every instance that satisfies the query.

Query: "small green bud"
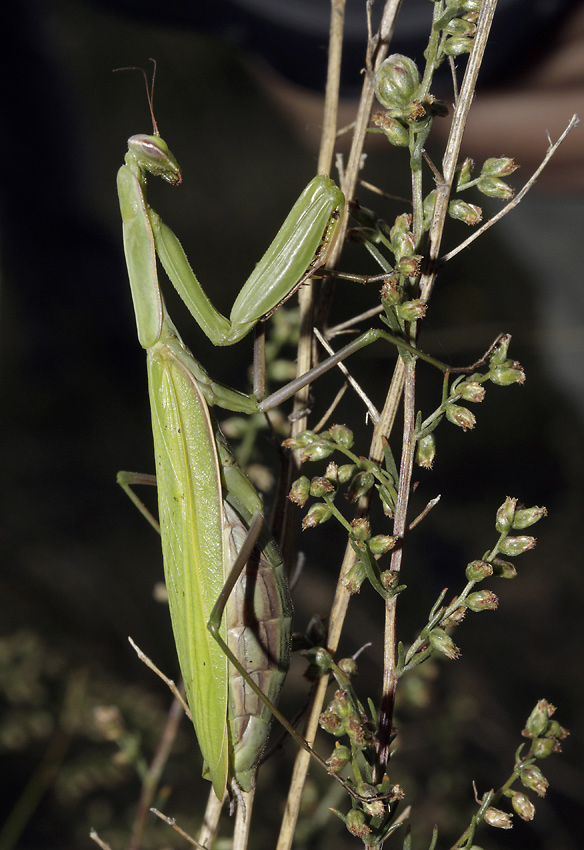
[319,706,343,735]
[346,808,371,839]
[302,503,333,530]
[456,157,474,188]
[338,657,358,678]
[465,590,499,611]
[338,463,357,484]
[445,403,476,431]
[390,212,412,241]
[483,807,513,829]
[380,570,401,591]
[441,606,466,628]
[396,255,423,277]
[345,471,375,502]
[490,363,526,386]
[356,783,386,817]
[369,534,397,555]
[481,156,519,177]
[328,423,354,448]
[350,518,371,541]
[498,535,536,556]
[429,627,461,660]
[416,433,436,468]
[375,55,420,113]
[524,699,556,738]
[371,110,410,146]
[398,298,427,321]
[306,646,333,672]
[380,275,402,306]
[492,558,517,579]
[444,17,476,38]
[489,334,511,367]
[545,720,569,741]
[423,190,437,225]
[443,36,474,56]
[521,765,548,797]
[496,496,517,533]
[532,736,558,758]
[513,505,547,529]
[309,476,335,498]
[343,560,367,594]
[477,175,514,199]
[465,560,493,582]
[458,380,485,402]
[326,743,351,773]
[288,476,310,507]
[448,198,482,225]
[511,792,535,821]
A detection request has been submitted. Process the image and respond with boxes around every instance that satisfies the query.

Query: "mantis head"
[128,134,182,186]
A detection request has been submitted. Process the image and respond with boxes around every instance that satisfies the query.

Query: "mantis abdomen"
[224,502,292,789]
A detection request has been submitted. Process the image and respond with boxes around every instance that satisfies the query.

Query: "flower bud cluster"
[522,699,569,756]
[438,4,478,56]
[493,496,546,566]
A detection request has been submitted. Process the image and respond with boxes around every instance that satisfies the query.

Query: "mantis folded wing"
[117,129,345,799]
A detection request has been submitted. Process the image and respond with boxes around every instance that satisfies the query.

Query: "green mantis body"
[118,130,344,799]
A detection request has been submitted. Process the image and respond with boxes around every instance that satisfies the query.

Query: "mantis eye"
[128,134,182,185]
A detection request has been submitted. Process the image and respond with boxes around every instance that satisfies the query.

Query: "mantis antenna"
[113,58,159,136]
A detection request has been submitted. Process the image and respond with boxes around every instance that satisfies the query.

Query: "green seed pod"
[496,496,517,533]
[465,590,499,612]
[429,627,461,660]
[490,363,526,385]
[532,737,558,758]
[369,534,397,555]
[338,463,357,484]
[326,743,351,773]
[492,558,517,579]
[489,334,511,367]
[346,808,371,839]
[302,503,333,529]
[371,110,410,146]
[374,54,420,112]
[309,476,335,498]
[483,807,513,829]
[343,560,367,594]
[524,699,555,738]
[459,380,486,402]
[350,517,371,541]
[288,475,310,507]
[512,505,547,529]
[465,560,494,582]
[398,298,427,321]
[456,157,475,187]
[477,175,514,199]
[445,403,476,430]
[481,156,519,177]
[521,765,548,797]
[511,792,535,821]
[328,423,354,448]
[416,433,436,469]
[498,535,536,556]
[443,35,474,56]
[345,471,375,502]
[448,198,482,225]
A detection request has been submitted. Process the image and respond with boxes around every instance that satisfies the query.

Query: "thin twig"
[313,327,380,423]
[128,636,191,719]
[128,694,185,850]
[441,114,580,264]
[151,808,204,848]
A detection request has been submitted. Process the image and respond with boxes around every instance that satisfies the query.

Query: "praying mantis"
[117,90,349,800]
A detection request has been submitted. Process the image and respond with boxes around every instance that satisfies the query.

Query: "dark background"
[1,2,582,848]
